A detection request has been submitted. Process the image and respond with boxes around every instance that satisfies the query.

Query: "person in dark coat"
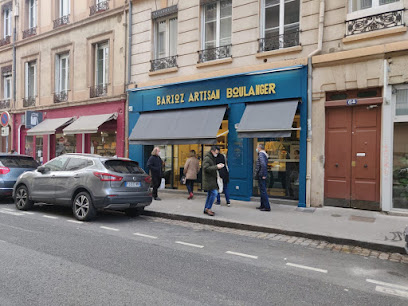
[215,153,230,206]
[147,147,163,201]
[254,143,271,211]
[202,145,224,216]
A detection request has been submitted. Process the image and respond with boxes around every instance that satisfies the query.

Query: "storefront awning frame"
[26,117,75,136]
[62,113,118,135]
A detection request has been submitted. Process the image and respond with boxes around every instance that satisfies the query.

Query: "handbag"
[180,175,186,185]
[217,171,223,193]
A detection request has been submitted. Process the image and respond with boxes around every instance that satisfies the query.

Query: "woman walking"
[183,150,200,199]
[147,147,163,201]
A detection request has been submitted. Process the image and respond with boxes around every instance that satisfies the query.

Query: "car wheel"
[125,207,144,217]
[73,191,96,221]
[15,185,34,211]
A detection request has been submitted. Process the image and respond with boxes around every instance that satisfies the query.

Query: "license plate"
[125,182,141,187]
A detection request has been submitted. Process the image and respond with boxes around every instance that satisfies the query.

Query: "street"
[0,200,408,306]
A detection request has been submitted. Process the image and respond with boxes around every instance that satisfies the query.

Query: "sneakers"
[154,197,161,201]
[227,202,231,207]
[187,192,193,200]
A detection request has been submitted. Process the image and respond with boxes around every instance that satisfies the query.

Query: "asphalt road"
[0,200,408,306]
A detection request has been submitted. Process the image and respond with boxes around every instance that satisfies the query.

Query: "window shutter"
[25,62,28,99]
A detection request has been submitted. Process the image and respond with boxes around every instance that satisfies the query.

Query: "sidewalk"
[143,190,408,254]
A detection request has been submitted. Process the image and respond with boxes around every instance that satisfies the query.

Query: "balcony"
[53,15,70,29]
[54,91,68,103]
[0,99,10,109]
[197,45,232,63]
[23,96,36,107]
[22,27,37,39]
[150,55,178,72]
[258,30,300,53]
[90,84,107,98]
[346,9,404,36]
[0,36,11,47]
[90,1,109,16]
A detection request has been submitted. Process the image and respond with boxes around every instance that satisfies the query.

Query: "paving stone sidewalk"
[143,191,408,254]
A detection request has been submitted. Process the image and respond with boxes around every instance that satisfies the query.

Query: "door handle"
[364,164,368,168]
[335,163,339,167]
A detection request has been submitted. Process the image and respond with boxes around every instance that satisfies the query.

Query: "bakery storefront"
[128,66,308,206]
[12,100,125,164]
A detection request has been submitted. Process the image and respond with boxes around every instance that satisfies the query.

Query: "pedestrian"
[202,145,224,216]
[147,147,163,201]
[215,152,230,206]
[254,143,271,211]
[183,150,200,200]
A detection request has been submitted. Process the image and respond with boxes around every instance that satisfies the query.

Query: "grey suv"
[13,154,152,221]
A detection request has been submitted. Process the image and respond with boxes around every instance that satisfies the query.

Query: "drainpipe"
[12,1,18,151]
[306,0,325,207]
[125,0,133,158]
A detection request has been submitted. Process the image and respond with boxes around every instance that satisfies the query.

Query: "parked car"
[405,226,408,254]
[13,154,152,221]
[0,154,39,198]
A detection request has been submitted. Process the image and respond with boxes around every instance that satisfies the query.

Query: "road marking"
[286,263,328,273]
[43,215,58,219]
[20,211,34,215]
[67,220,84,224]
[367,279,408,291]
[0,209,24,216]
[226,251,258,259]
[175,241,204,248]
[133,233,157,239]
[0,239,6,243]
[376,286,408,298]
[100,226,119,232]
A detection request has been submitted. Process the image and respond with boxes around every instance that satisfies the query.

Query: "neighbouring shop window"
[25,135,33,156]
[392,122,408,209]
[35,136,43,164]
[55,133,76,156]
[91,131,116,156]
[253,114,300,200]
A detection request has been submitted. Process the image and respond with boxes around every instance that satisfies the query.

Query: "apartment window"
[199,0,232,62]
[25,61,36,98]
[54,0,70,28]
[28,0,37,29]
[3,73,11,100]
[3,5,12,38]
[351,0,399,12]
[90,0,109,16]
[54,53,69,103]
[259,0,300,52]
[91,42,108,97]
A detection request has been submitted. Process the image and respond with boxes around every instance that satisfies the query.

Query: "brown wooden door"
[325,105,381,210]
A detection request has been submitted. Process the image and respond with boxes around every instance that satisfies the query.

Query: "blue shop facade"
[128,65,308,207]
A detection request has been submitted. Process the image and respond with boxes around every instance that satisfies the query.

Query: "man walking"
[254,143,271,211]
[147,147,163,201]
[202,145,224,216]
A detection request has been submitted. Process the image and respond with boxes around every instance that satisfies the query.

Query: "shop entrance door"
[325,105,381,210]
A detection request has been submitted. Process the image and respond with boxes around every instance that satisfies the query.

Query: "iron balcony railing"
[23,96,36,107]
[0,99,10,109]
[197,44,232,63]
[90,84,107,98]
[54,91,68,103]
[258,30,300,53]
[0,36,11,47]
[53,15,70,29]
[346,9,404,36]
[150,55,178,72]
[22,27,37,39]
[90,0,109,16]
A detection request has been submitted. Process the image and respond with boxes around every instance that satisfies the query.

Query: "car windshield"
[104,160,145,174]
[0,156,39,168]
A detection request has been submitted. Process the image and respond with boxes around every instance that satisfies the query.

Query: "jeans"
[216,183,230,203]
[186,179,195,194]
[152,175,161,198]
[204,189,218,211]
[258,179,270,209]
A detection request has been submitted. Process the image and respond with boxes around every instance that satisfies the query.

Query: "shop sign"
[347,99,358,106]
[0,111,10,127]
[25,111,43,129]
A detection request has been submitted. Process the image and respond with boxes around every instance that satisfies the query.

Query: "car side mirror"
[37,166,50,174]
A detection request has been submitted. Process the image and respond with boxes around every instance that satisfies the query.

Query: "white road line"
[67,220,84,224]
[20,211,34,215]
[376,286,408,298]
[133,233,158,239]
[0,239,6,243]
[100,226,119,232]
[175,241,204,248]
[0,210,24,216]
[42,215,58,219]
[226,251,258,259]
[367,279,408,291]
[286,263,328,274]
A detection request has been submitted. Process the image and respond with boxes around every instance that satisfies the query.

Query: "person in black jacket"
[254,143,271,211]
[215,153,230,206]
[147,147,163,201]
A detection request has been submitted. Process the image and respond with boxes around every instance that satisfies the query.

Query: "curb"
[142,210,406,254]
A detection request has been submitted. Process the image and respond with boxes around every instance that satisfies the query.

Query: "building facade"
[128,0,319,205]
[0,0,129,163]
